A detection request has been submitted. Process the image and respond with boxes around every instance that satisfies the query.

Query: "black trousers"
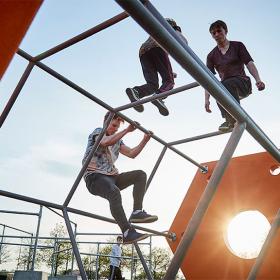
[85,170,147,233]
[135,47,174,98]
[218,76,252,118]
[109,265,124,280]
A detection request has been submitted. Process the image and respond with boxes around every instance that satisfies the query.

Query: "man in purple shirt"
[204,20,265,131]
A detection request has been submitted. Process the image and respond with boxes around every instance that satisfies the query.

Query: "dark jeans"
[85,170,147,233]
[109,265,124,280]
[218,76,252,118]
[135,47,174,98]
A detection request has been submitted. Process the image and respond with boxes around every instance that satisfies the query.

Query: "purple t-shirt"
[207,41,253,81]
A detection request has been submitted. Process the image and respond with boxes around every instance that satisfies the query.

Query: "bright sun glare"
[225,210,271,259]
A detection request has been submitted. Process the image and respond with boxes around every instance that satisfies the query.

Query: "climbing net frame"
[1,1,280,279]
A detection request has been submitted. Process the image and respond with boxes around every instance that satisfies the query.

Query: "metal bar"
[134,243,154,280]
[16,49,207,173]
[35,12,128,61]
[31,205,43,270]
[0,188,173,238]
[63,112,114,207]
[45,206,77,226]
[146,146,167,190]
[0,242,52,249]
[0,209,39,216]
[115,0,280,164]
[247,208,280,280]
[71,223,77,274]
[96,243,100,280]
[168,131,227,146]
[114,82,199,112]
[0,62,34,128]
[0,225,5,263]
[63,208,88,280]
[163,122,246,279]
[0,223,32,235]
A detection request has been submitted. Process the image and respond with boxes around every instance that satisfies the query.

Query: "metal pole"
[63,208,88,280]
[31,205,43,270]
[0,225,5,263]
[63,112,114,207]
[114,82,199,112]
[71,223,77,274]
[168,131,226,146]
[96,243,100,280]
[247,208,280,280]
[149,235,152,273]
[35,12,129,61]
[0,189,173,239]
[51,236,57,276]
[0,210,39,216]
[131,245,134,280]
[115,0,280,163]
[0,62,34,128]
[146,146,167,190]
[134,243,154,280]
[0,223,32,235]
[27,234,33,270]
[163,122,246,279]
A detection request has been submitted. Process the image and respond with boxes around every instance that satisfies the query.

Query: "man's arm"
[246,61,265,91]
[120,132,152,158]
[205,90,212,113]
[100,123,136,147]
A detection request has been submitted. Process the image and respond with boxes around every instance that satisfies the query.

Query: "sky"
[0,0,280,272]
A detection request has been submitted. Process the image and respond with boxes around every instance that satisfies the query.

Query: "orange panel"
[0,0,43,79]
[168,151,280,279]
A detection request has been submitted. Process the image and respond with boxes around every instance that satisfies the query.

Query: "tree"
[0,243,10,265]
[38,223,73,275]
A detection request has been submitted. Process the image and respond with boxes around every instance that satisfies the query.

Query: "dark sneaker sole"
[125,88,144,113]
[219,126,233,132]
[129,216,158,223]
[123,233,149,244]
[151,100,169,116]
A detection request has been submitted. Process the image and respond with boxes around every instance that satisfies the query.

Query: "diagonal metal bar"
[0,62,35,128]
[0,223,32,235]
[63,112,114,207]
[63,208,88,280]
[17,49,207,173]
[146,146,167,191]
[168,131,227,146]
[134,243,154,280]
[114,82,199,112]
[247,208,280,280]
[115,0,280,164]
[163,122,246,279]
[35,11,128,61]
[0,188,173,239]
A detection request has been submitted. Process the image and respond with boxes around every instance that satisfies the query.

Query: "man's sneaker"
[151,94,169,116]
[123,228,149,244]
[125,88,144,113]
[218,121,234,132]
[129,210,158,223]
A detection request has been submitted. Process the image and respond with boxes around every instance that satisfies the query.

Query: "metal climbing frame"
[0,1,280,279]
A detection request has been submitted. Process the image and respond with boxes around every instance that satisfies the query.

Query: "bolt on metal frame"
[0,1,279,279]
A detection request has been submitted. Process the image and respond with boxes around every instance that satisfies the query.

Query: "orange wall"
[168,152,280,279]
[0,0,42,79]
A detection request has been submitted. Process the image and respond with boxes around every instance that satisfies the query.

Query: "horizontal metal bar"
[0,188,173,239]
[114,82,199,112]
[17,49,207,172]
[0,209,39,216]
[35,11,129,61]
[168,131,227,146]
[0,242,52,249]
